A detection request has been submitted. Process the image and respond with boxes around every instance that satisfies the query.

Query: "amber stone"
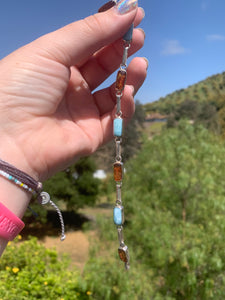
[98,1,116,13]
[116,70,127,92]
[118,248,128,263]
[114,162,123,182]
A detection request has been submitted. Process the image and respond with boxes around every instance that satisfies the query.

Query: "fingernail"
[131,85,135,97]
[142,57,149,70]
[98,1,117,13]
[137,28,146,40]
[116,0,138,15]
[139,7,145,18]
[127,85,135,97]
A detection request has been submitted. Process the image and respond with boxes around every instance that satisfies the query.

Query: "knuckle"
[82,14,106,39]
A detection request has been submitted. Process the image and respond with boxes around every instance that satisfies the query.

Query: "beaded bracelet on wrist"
[0,159,66,241]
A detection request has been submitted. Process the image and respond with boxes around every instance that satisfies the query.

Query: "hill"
[144,71,225,114]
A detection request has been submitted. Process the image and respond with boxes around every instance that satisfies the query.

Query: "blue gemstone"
[114,206,124,226]
[114,118,123,137]
[123,24,134,42]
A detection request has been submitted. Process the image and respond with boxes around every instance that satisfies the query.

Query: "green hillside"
[145,71,225,114]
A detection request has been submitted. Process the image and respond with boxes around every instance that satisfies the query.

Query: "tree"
[122,123,225,298]
[127,122,225,223]
[166,100,220,134]
[43,156,100,211]
[122,100,145,161]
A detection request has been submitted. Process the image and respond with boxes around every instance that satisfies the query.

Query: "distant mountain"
[144,71,225,114]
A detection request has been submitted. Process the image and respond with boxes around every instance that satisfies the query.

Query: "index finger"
[30,3,139,67]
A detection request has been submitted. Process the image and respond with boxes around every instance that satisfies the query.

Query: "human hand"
[0,2,147,181]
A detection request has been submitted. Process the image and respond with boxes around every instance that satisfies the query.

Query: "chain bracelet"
[113,30,134,271]
[98,0,134,270]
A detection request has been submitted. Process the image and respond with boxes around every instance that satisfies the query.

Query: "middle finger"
[79,27,145,91]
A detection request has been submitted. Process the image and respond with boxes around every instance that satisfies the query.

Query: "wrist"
[0,133,40,181]
[0,171,29,255]
[0,136,35,255]
[0,157,66,244]
[0,136,36,218]
[0,175,32,219]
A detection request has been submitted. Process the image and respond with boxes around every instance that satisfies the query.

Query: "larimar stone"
[123,24,134,42]
[113,206,124,225]
[114,117,123,137]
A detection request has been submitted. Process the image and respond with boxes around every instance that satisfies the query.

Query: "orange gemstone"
[116,70,127,92]
[118,248,128,263]
[114,162,123,181]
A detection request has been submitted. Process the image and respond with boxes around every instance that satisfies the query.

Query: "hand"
[0,5,147,181]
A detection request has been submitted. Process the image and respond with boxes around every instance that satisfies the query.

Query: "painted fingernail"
[137,28,146,40]
[98,1,117,13]
[116,0,138,15]
[142,57,149,70]
[139,7,145,19]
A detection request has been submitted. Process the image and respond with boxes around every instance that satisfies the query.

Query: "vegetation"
[2,120,225,299]
[145,71,225,115]
[84,123,225,299]
[43,157,100,211]
[2,70,225,299]
[144,71,225,135]
[166,99,220,134]
[0,236,91,300]
[24,156,100,224]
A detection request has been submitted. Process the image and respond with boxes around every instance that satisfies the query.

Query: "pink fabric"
[0,203,24,241]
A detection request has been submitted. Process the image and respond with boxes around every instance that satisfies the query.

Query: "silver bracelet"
[99,0,134,270]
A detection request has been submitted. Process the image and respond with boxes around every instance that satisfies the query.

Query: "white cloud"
[201,1,209,11]
[206,34,225,41]
[161,40,190,56]
[201,0,211,11]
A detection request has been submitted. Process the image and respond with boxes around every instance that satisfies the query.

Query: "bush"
[43,157,100,211]
[82,123,225,299]
[0,237,92,300]
[3,123,225,299]
[83,216,156,300]
[123,123,225,299]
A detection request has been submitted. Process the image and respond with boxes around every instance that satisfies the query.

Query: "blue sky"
[0,0,225,104]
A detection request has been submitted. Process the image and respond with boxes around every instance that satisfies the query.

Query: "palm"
[0,57,108,179]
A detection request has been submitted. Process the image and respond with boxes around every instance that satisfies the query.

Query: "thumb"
[31,1,138,67]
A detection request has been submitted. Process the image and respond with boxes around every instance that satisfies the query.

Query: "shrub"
[0,236,92,300]
[83,123,225,299]
[123,123,225,299]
